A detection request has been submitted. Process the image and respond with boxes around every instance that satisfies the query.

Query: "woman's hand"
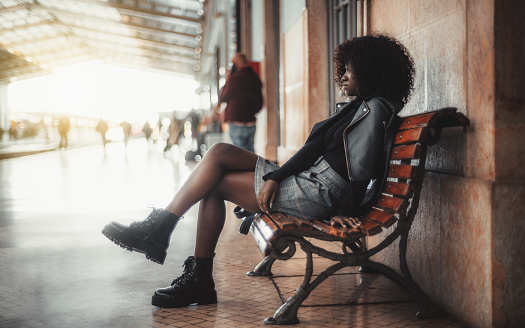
[257,180,279,214]
[330,216,361,229]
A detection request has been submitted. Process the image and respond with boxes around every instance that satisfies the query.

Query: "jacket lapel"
[348,101,369,125]
[307,99,361,141]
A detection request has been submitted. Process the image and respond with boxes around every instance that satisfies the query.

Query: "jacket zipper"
[342,105,370,181]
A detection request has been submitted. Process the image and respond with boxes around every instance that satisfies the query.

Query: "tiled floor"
[0,140,467,327]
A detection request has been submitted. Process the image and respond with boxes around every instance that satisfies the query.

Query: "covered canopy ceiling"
[0,0,204,81]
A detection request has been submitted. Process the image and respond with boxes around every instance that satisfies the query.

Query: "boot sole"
[101,223,167,264]
[151,290,218,308]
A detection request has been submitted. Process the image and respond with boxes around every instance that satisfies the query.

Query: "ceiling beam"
[110,0,202,16]
[1,41,195,74]
[3,33,69,47]
[24,45,87,59]
[90,45,195,65]
[101,59,195,77]
[80,38,196,62]
[70,0,202,24]
[78,34,196,58]
[0,4,27,13]
[91,47,195,67]
[25,42,194,66]
[0,63,51,79]
[53,21,198,50]
[2,29,196,58]
[28,53,96,69]
[23,3,200,39]
[0,20,53,34]
[0,57,42,67]
[0,70,50,81]
[0,1,202,78]
[123,19,199,40]
[0,54,195,81]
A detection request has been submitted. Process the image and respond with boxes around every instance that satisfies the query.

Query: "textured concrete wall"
[255,0,523,325]
[368,0,525,327]
[491,1,525,327]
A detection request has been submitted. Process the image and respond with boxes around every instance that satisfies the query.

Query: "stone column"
[0,82,9,142]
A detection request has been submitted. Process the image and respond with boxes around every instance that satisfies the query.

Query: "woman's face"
[340,65,358,97]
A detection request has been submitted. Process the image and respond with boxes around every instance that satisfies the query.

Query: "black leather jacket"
[306,96,403,215]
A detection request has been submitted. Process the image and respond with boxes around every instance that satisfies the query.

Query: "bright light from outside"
[7,61,200,124]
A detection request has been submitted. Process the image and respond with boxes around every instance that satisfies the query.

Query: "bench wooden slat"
[391,144,421,160]
[398,112,434,130]
[287,215,314,230]
[251,215,276,255]
[394,127,425,145]
[268,213,297,231]
[250,226,270,255]
[311,220,363,239]
[254,214,280,241]
[375,194,408,213]
[359,218,383,236]
[384,181,413,198]
[362,208,398,228]
[388,163,416,179]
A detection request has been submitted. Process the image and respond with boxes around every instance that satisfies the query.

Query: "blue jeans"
[228,123,256,152]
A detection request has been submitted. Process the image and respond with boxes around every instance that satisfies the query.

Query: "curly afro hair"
[334,34,415,104]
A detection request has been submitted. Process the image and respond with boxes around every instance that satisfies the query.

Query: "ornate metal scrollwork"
[270,236,297,260]
[342,239,363,255]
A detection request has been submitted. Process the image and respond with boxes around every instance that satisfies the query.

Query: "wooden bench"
[244,107,470,325]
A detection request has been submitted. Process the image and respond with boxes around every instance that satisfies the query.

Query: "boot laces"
[171,256,196,287]
[130,207,161,228]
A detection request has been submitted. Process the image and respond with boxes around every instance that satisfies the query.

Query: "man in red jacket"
[216,53,262,153]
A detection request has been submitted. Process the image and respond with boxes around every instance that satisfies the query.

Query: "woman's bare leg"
[165,142,259,217]
[100,143,261,266]
[150,168,259,307]
[160,142,262,258]
[194,171,260,258]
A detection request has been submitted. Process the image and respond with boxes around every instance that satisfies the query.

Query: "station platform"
[0,137,93,160]
[0,139,466,327]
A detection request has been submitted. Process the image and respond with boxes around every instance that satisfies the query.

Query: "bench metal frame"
[247,108,470,325]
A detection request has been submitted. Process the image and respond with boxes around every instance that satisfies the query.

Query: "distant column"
[0,82,8,141]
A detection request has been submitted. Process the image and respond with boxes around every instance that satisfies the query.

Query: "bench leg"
[361,230,447,319]
[263,286,307,325]
[264,247,348,325]
[246,256,276,276]
[398,231,448,318]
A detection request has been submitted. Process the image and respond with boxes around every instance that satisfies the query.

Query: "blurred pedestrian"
[188,110,200,142]
[156,119,164,144]
[96,118,109,147]
[163,112,181,152]
[215,53,262,153]
[120,121,132,147]
[9,120,17,141]
[143,121,153,143]
[57,116,71,149]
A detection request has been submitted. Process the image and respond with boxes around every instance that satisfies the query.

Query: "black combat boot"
[101,208,181,264]
[151,256,217,308]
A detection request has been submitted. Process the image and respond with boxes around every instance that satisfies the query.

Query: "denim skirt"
[254,156,347,220]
